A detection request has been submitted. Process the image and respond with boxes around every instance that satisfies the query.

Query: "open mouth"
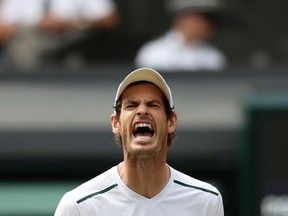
[133,123,155,138]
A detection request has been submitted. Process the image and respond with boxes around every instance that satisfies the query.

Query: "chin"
[128,148,162,160]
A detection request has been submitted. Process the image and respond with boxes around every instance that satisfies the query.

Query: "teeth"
[133,123,154,138]
[135,123,153,130]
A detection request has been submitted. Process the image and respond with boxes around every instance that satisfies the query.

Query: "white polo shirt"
[54,165,224,216]
[0,0,45,26]
[0,0,116,26]
[48,0,117,22]
[135,30,227,72]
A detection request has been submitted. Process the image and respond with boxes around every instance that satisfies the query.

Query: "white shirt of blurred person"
[135,10,227,72]
[0,0,119,70]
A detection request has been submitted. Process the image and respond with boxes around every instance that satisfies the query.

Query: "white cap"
[114,68,174,113]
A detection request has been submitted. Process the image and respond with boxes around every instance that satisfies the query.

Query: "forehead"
[121,82,164,101]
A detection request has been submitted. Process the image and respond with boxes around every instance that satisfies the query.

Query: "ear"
[167,113,177,134]
[110,114,120,135]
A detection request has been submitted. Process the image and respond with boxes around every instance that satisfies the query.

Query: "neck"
[118,155,170,199]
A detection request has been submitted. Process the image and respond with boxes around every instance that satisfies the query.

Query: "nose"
[137,103,149,116]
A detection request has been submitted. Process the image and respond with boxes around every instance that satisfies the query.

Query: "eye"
[124,102,138,110]
[148,102,161,109]
[125,105,134,109]
[126,105,135,109]
[151,104,159,108]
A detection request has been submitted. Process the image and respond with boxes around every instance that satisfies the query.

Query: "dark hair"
[113,81,176,147]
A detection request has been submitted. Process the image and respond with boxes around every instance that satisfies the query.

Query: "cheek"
[119,114,133,134]
[156,119,169,135]
[122,125,130,138]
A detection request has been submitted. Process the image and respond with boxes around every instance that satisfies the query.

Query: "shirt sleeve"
[54,193,81,216]
[212,192,224,216]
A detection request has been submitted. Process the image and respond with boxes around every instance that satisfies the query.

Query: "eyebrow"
[124,98,162,104]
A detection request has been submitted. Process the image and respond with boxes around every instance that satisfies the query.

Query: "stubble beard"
[127,149,163,160]
[122,123,167,160]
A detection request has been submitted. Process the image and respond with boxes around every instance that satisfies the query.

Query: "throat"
[118,162,170,198]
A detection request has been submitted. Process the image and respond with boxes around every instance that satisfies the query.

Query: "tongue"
[134,132,152,138]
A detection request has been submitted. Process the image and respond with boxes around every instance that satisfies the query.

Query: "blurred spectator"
[0,0,119,71]
[134,0,227,72]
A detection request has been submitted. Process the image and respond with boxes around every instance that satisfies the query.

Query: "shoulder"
[135,31,176,68]
[68,167,116,201]
[196,42,226,59]
[171,167,222,198]
[139,30,178,52]
[54,167,117,215]
[170,167,224,215]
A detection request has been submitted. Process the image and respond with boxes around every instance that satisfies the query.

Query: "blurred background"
[1,0,288,215]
